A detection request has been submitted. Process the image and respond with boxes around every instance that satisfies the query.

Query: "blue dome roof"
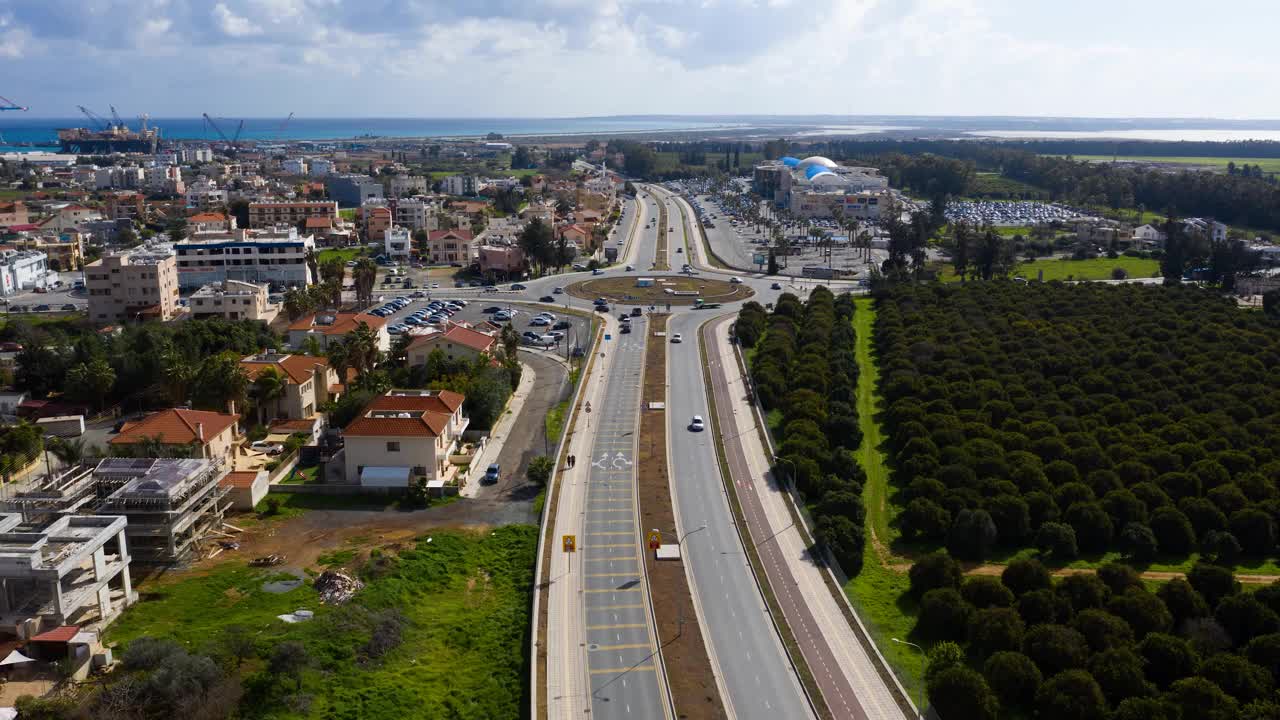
[780,156,800,167]
[804,164,831,180]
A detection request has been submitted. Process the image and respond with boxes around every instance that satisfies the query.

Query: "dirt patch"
[566,275,753,306]
[640,313,727,720]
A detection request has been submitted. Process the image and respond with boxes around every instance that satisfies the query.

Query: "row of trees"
[877,282,1280,563]
[740,290,868,573]
[912,553,1280,720]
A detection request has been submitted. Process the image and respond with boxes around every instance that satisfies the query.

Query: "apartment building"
[247,201,338,229]
[174,227,315,290]
[389,175,429,197]
[308,158,334,177]
[190,280,277,323]
[85,246,179,322]
[426,228,473,265]
[240,351,340,420]
[342,389,469,487]
[144,165,183,194]
[326,174,383,207]
[385,226,411,260]
[364,206,392,242]
[105,192,146,221]
[185,178,227,210]
[442,175,478,197]
[0,201,29,227]
[394,198,438,232]
[281,158,308,175]
[94,458,231,563]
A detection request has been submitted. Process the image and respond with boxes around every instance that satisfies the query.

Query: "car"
[33,304,50,312]
[404,316,423,326]
[530,316,550,326]
[61,304,78,311]
[511,283,527,290]
[593,303,609,312]
[8,305,26,313]
[431,282,440,289]
[625,265,634,271]
[553,320,572,331]
[388,325,406,334]
[411,291,426,298]
[631,307,642,317]
[482,306,501,314]
[483,285,498,292]
[572,263,587,271]
[549,330,565,341]
[729,277,742,284]
[0,342,22,352]
[250,441,284,456]
[571,346,586,358]
[456,281,467,288]
[676,247,683,253]
[689,415,705,432]
[671,333,683,343]
[452,299,467,306]
[484,463,501,484]
[522,331,540,340]
[593,297,608,305]
[553,287,564,294]
[771,282,782,290]
[619,313,630,322]
[592,268,604,275]
[539,295,555,303]
[620,324,631,334]
[494,311,512,321]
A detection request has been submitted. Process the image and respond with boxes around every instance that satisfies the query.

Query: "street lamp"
[892,638,926,720]
[773,455,796,491]
[677,524,707,545]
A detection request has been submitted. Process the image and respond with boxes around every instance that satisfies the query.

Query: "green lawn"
[316,247,364,264]
[1058,154,1280,173]
[107,526,537,719]
[846,298,925,709]
[544,400,569,443]
[280,464,320,485]
[1015,256,1159,281]
[338,208,356,221]
[966,173,1048,199]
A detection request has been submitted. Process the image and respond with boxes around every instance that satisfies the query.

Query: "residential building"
[326,174,383,207]
[442,175,478,197]
[394,197,438,231]
[342,389,469,487]
[1133,224,1168,245]
[109,408,241,466]
[17,235,83,272]
[308,159,334,177]
[94,458,231,563]
[389,175,428,197]
[144,165,183,194]
[0,201,29,227]
[240,351,340,420]
[477,244,528,276]
[385,226,411,260]
[0,250,49,297]
[281,158,308,176]
[175,227,315,290]
[364,205,392,242]
[190,280,277,323]
[94,166,144,190]
[177,146,213,163]
[406,322,496,365]
[184,178,227,210]
[558,223,591,251]
[426,228,473,264]
[85,246,179,322]
[0,513,135,633]
[42,204,101,232]
[287,311,390,352]
[187,212,233,234]
[105,192,146,221]
[247,201,338,229]
[1184,217,1229,244]
[519,202,553,223]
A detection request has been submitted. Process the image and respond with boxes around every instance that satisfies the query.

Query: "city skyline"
[3,0,1280,119]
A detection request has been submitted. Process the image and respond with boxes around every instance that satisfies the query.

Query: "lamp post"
[677,524,707,546]
[773,454,797,491]
[892,638,926,720]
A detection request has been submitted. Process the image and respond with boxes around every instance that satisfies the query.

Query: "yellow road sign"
[562,534,577,553]
[647,530,662,550]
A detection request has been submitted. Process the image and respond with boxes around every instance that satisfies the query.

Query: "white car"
[250,441,284,456]
[729,276,742,284]
[689,415,705,432]
[671,333,683,344]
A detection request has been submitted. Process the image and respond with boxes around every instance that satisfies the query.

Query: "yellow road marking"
[590,665,656,675]
[586,623,647,630]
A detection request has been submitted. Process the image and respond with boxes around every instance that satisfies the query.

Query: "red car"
[0,342,21,352]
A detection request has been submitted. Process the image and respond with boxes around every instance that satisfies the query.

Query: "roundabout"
[565,274,754,306]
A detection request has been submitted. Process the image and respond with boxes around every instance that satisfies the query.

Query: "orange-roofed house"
[240,351,341,421]
[426,228,473,265]
[220,469,268,510]
[342,389,468,487]
[109,408,240,465]
[288,311,389,352]
[188,211,233,233]
[406,322,497,366]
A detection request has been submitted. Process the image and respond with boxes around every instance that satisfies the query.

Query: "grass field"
[107,526,537,719]
[845,299,924,709]
[1014,255,1159,281]
[1058,154,1280,173]
[966,172,1048,199]
[316,247,365,264]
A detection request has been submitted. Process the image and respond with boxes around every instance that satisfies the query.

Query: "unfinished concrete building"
[0,513,135,638]
[95,458,231,563]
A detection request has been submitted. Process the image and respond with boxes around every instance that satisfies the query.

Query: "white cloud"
[213,3,261,37]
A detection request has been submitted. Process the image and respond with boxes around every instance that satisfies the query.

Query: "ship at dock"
[56,106,161,154]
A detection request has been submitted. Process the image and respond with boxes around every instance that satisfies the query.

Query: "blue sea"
[0,116,746,152]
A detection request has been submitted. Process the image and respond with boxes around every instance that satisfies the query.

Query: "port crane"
[202,113,246,145]
[0,96,27,112]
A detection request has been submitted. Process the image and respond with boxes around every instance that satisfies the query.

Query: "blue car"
[484,463,500,484]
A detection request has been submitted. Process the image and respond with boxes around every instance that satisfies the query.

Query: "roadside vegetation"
[21,526,538,720]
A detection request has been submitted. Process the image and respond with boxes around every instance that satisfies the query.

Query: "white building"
[389,175,429,197]
[94,166,145,190]
[151,152,179,167]
[342,389,469,486]
[174,227,315,289]
[1133,224,1168,246]
[144,165,183,194]
[385,226,411,260]
[0,250,48,296]
[178,147,213,163]
[1184,218,1228,244]
[394,198,438,232]
[442,175,478,196]
[308,159,334,177]
[185,178,228,209]
[190,280,278,323]
[281,158,308,176]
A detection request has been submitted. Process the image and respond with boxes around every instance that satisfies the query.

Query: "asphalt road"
[580,314,668,720]
[667,310,813,719]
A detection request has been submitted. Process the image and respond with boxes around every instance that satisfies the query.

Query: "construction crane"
[232,119,245,143]
[109,105,125,129]
[202,112,232,143]
[78,105,110,131]
[0,95,27,112]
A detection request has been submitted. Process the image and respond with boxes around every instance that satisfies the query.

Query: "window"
[386,441,400,452]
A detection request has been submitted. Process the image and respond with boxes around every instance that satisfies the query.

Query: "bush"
[1112,267,1129,280]
[1035,669,1109,720]
[927,665,1000,720]
[908,551,962,598]
[984,651,1042,708]
[917,588,972,641]
[527,455,554,485]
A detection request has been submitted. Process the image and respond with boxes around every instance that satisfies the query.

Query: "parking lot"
[3,272,87,315]
[945,200,1093,226]
[369,293,594,357]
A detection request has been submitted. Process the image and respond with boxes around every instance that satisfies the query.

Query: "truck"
[694,299,721,310]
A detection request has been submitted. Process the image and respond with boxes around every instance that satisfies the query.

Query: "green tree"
[1035,670,1108,720]
[269,640,310,691]
[353,257,378,306]
[250,366,287,426]
[1022,624,1090,677]
[1168,677,1239,720]
[527,455,554,485]
[983,651,1042,709]
[909,551,962,597]
[64,356,115,409]
[1139,633,1199,689]
[917,587,972,641]
[1088,647,1153,705]
[927,665,1000,720]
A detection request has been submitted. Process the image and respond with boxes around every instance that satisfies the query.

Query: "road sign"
[647,530,662,550]
[585,402,592,414]
[605,333,612,341]
[562,535,577,553]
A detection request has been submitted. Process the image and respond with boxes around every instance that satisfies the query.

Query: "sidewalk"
[461,358,537,498]
[707,317,909,720]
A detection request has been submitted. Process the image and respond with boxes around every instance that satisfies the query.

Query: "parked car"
[250,441,284,456]
[620,324,631,334]
[592,268,604,275]
[729,277,742,284]
[553,287,564,294]
[571,346,586,358]
[482,306,501,314]
[771,282,782,290]
[33,304,50,312]
[0,342,23,352]
[631,307,642,317]
[688,415,705,432]
[484,463,501,484]
[553,321,572,331]
[530,316,550,326]
[594,303,609,312]
[625,265,634,271]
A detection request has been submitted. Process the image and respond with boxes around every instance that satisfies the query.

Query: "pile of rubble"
[315,569,364,604]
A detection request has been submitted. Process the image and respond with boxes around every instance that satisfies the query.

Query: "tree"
[1002,558,1052,597]
[947,507,997,561]
[1138,633,1199,688]
[1156,578,1209,626]
[1168,677,1239,720]
[1187,562,1239,607]
[1120,522,1159,561]
[900,498,951,542]
[1036,521,1079,559]
[269,641,310,691]
[814,512,863,575]
[1112,697,1180,720]
[909,551,962,597]
[968,607,1025,659]
[352,258,378,306]
[527,455,554,485]
[1217,594,1280,647]
[1071,608,1134,652]
[1199,652,1273,703]
[1107,588,1172,639]
[1034,670,1108,720]
[1089,647,1152,705]
[926,665,1000,720]
[344,322,382,378]
[983,651,1042,709]
[917,587,971,641]
[961,576,1014,609]
[221,625,256,669]
[1149,506,1196,555]
[1264,289,1280,321]
[191,352,249,414]
[64,356,115,410]
[1022,624,1090,676]
[1231,508,1276,555]
[518,217,555,273]
[165,216,189,243]
[250,366,287,426]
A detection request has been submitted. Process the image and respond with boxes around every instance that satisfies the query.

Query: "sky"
[2,0,1279,119]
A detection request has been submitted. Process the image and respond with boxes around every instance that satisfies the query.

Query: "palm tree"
[194,352,250,415]
[48,437,87,468]
[344,322,382,378]
[303,249,319,285]
[352,258,378,306]
[162,351,196,405]
[250,367,287,426]
[326,341,350,383]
